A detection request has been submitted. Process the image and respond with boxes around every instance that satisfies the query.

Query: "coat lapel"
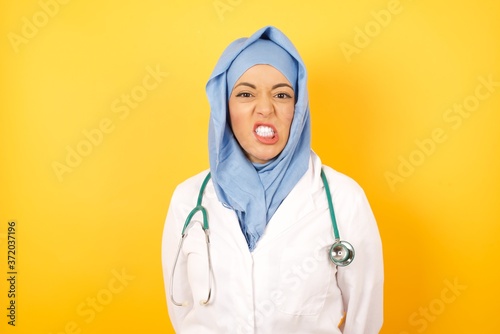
[253,154,323,252]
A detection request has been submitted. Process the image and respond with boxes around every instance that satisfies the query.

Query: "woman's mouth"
[254,124,279,144]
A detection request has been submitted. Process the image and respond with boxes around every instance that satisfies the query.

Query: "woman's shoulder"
[322,165,364,192]
[311,152,366,197]
[170,170,211,202]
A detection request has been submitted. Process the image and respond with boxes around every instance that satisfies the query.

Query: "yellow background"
[1,0,499,333]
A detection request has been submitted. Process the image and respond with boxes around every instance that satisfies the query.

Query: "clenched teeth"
[255,126,275,138]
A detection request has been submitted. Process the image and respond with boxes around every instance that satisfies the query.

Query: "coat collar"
[252,151,324,253]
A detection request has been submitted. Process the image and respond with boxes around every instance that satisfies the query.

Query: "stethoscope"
[169,169,355,307]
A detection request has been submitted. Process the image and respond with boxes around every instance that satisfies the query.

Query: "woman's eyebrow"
[272,83,293,90]
[233,82,293,90]
[234,82,256,89]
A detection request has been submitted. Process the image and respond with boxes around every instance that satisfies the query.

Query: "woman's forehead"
[226,39,298,95]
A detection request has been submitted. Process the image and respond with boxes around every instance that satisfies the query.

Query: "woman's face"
[228,64,295,164]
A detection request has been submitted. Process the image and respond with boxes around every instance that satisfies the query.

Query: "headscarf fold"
[206,26,311,251]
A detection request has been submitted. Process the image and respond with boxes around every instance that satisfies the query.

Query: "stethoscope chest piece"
[329,240,355,267]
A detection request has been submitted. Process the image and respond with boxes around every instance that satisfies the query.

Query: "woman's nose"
[255,95,273,116]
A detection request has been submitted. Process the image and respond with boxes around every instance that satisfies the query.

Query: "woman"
[162,26,383,333]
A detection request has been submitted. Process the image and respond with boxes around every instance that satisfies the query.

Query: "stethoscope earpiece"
[329,240,355,267]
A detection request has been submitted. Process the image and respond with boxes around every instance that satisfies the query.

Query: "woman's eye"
[275,93,292,99]
[236,92,252,98]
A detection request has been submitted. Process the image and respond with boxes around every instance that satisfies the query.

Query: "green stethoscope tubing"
[182,172,211,234]
[170,173,213,307]
[320,170,356,265]
[320,169,340,240]
[170,169,355,307]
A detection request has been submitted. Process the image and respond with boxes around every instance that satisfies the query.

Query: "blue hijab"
[206,26,311,251]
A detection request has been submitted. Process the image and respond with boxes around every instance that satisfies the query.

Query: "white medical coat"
[162,152,383,333]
